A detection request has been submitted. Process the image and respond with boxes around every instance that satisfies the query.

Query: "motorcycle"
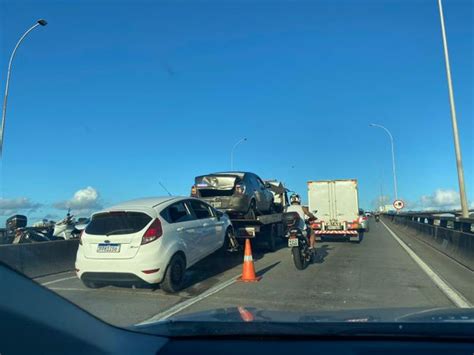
[53,211,84,240]
[375,214,380,222]
[282,212,314,270]
[12,228,51,244]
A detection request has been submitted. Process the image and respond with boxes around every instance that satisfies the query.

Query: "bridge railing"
[384,212,474,271]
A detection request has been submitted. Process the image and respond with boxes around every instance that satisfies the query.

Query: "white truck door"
[334,180,359,225]
[308,181,332,223]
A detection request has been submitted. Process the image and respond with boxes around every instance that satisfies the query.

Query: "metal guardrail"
[384,213,474,271]
[388,212,474,233]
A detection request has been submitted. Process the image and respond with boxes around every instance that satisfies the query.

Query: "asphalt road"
[36,218,473,327]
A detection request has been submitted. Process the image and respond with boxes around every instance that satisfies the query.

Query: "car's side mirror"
[215,210,224,220]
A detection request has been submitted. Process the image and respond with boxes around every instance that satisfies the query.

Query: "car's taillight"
[349,220,360,229]
[191,185,197,197]
[141,219,163,245]
[311,222,321,229]
[235,183,246,194]
[79,230,84,245]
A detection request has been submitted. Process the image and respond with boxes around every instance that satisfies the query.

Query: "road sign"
[393,199,404,210]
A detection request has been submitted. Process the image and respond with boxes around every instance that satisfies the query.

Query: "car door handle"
[202,223,210,227]
[176,227,184,232]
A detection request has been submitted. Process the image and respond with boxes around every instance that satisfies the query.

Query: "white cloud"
[0,197,42,216]
[417,189,461,211]
[53,187,102,215]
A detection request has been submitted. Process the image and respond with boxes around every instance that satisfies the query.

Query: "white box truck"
[307,179,361,242]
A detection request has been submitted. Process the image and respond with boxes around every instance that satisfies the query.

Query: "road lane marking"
[137,275,238,325]
[381,220,472,308]
[50,287,89,292]
[41,276,78,286]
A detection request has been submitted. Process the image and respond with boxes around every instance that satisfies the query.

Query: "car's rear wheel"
[244,200,257,220]
[161,254,186,293]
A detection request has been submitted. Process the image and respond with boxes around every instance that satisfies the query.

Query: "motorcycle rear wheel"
[292,246,308,270]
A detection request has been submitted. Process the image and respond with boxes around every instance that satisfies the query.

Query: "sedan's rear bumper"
[201,196,250,214]
[81,272,146,285]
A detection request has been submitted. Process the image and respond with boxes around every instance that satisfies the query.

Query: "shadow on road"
[319,232,365,244]
[180,239,284,295]
[312,244,332,264]
[256,261,281,277]
[104,238,285,295]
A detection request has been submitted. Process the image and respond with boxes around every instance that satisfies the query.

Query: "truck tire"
[161,254,186,293]
[266,224,278,252]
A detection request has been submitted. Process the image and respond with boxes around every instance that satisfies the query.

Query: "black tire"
[82,280,103,289]
[292,246,308,270]
[267,224,277,252]
[161,254,186,293]
[244,200,257,220]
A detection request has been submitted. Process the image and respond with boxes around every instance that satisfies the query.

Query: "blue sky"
[0,0,472,223]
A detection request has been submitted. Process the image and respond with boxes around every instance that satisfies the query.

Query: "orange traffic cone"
[238,239,261,282]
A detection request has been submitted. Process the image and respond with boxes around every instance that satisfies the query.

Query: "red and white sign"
[393,199,405,210]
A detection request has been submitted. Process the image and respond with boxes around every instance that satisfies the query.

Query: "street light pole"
[230,137,247,171]
[0,19,48,157]
[370,123,398,202]
[437,0,469,218]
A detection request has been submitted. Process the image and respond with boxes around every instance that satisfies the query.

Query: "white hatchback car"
[76,196,233,293]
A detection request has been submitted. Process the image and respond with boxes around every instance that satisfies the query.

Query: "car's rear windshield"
[195,175,239,197]
[85,212,152,236]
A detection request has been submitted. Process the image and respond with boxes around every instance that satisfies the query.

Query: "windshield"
[0,0,473,338]
[85,212,152,236]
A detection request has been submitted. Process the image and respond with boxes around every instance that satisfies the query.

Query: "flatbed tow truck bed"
[230,213,284,252]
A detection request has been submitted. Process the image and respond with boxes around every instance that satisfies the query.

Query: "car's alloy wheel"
[161,254,186,293]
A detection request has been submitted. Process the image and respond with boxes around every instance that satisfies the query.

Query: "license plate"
[97,243,121,253]
[288,238,299,247]
[211,201,222,208]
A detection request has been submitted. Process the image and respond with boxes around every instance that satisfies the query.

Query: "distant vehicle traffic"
[359,209,370,232]
[76,196,233,293]
[308,179,361,243]
[191,172,274,219]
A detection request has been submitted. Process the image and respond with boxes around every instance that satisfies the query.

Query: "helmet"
[290,193,301,204]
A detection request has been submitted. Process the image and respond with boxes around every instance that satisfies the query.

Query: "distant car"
[365,212,372,217]
[76,197,233,293]
[191,171,274,219]
[358,209,369,232]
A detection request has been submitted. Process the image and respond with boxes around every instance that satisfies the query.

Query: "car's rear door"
[160,201,201,265]
[187,199,221,257]
[252,174,271,212]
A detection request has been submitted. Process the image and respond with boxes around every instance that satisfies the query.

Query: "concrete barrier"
[384,215,474,271]
[0,240,79,278]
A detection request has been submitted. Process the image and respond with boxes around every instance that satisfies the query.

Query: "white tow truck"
[308,179,361,243]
